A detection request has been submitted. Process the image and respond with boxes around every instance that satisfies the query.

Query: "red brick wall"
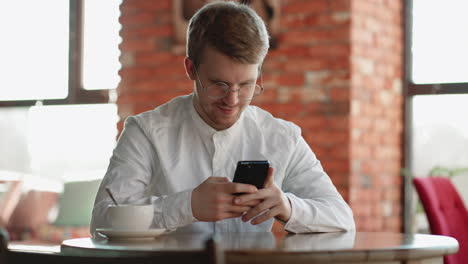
[263,0,352,205]
[117,0,403,232]
[117,0,184,132]
[349,0,403,231]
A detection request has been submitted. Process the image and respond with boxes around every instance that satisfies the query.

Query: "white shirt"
[90,94,355,235]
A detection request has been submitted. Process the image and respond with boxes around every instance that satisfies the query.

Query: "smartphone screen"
[232,160,269,191]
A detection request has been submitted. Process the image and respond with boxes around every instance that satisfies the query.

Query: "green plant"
[428,166,468,179]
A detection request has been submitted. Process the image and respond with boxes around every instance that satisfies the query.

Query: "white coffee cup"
[107,204,154,230]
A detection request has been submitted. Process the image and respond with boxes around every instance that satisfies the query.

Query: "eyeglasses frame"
[193,65,264,101]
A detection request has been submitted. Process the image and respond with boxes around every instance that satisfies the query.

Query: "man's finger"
[234,189,268,205]
[242,199,275,222]
[235,198,262,207]
[208,176,231,183]
[251,207,280,225]
[226,205,252,213]
[263,167,274,187]
[223,182,258,194]
[221,212,244,219]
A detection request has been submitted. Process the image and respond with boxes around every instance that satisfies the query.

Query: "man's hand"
[191,176,259,222]
[234,167,292,225]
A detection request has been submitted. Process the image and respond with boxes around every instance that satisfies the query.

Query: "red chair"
[413,177,468,264]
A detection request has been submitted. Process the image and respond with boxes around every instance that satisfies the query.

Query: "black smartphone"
[232,160,270,193]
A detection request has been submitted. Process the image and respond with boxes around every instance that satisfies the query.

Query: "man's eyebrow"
[208,77,257,85]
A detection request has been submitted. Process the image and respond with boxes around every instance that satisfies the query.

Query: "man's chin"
[213,116,238,130]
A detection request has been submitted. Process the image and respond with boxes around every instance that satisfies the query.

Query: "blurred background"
[0,0,467,244]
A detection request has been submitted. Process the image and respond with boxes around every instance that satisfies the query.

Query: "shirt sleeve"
[281,136,355,233]
[90,116,197,237]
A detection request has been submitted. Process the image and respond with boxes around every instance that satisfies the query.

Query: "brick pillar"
[263,0,353,235]
[349,0,403,231]
[117,0,403,232]
[117,0,191,133]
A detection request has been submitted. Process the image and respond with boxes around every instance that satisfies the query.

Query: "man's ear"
[184,57,196,80]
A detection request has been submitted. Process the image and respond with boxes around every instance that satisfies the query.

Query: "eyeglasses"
[194,67,264,101]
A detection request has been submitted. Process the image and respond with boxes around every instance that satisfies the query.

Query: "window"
[0,1,69,101]
[404,0,468,232]
[0,0,122,189]
[407,0,468,95]
[411,0,468,85]
[0,104,119,191]
[0,0,122,106]
[411,95,468,194]
[82,0,122,90]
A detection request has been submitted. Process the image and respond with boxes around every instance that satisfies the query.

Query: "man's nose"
[223,88,239,106]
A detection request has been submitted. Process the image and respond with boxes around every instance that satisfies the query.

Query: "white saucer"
[96,228,167,241]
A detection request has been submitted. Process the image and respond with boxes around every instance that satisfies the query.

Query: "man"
[91,1,354,235]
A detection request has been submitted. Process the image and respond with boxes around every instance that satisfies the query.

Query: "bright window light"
[0,0,122,101]
[27,104,118,190]
[411,0,468,84]
[82,0,122,90]
[411,94,468,212]
[0,0,69,101]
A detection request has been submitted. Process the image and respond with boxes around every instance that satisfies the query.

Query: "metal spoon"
[105,187,119,206]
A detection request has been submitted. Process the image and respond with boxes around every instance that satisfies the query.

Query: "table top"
[61,231,459,262]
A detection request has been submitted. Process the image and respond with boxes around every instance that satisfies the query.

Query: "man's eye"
[240,83,255,89]
[214,82,229,89]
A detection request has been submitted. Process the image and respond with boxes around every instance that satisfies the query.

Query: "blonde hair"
[186,1,269,67]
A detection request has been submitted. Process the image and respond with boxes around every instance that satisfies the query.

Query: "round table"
[61,231,459,263]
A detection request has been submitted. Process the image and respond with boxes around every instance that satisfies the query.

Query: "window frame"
[0,0,111,107]
[405,0,468,96]
[402,0,468,233]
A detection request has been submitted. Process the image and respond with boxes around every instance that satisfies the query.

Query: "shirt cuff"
[161,189,198,230]
[282,192,300,233]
